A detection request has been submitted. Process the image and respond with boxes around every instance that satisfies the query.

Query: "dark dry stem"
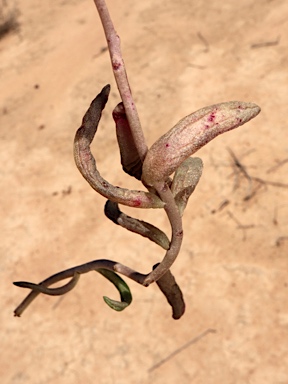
[93,0,147,162]
[14,259,148,317]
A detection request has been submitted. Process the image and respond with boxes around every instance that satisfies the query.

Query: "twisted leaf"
[74,85,164,209]
[96,268,132,311]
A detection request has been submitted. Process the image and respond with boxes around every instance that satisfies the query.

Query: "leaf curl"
[96,268,132,311]
[74,85,164,209]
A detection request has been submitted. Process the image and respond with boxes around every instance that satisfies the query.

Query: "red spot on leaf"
[132,198,142,207]
[208,113,216,122]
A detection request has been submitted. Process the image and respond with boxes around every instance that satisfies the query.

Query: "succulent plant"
[13,0,260,319]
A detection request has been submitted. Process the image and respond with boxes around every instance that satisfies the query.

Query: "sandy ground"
[1,0,288,383]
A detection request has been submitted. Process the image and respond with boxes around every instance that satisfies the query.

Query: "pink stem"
[93,0,147,162]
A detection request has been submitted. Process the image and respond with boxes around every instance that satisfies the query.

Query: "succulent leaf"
[153,263,185,319]
[105,200,170,250]
[74,85,164,209]
[113,102,143,180]
[142,101,260,186]
[171,157,203,216]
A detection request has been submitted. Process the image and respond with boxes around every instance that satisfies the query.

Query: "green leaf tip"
[96,268,132,312]
[103,296,129,311]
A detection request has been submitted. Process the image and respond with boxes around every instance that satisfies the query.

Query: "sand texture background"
[1,0,288,383]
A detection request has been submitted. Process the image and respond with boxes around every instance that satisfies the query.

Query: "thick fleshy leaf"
[142,101,260,186]
[104,200,170,250]
[171,157,203,216]
[96,268,132,311]
[113,102,142,180]
[74,85,164,209]
[153,263,185,319]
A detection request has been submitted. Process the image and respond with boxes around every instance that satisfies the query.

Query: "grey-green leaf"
[171,157,203,216]
[104,200,170,250]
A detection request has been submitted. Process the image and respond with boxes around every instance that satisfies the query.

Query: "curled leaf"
[171,157,203,216]
[96,268,132,311]
[104,200,170,250]
[113,102,142,180]
[74,85,164,209]
[142,101,260,186]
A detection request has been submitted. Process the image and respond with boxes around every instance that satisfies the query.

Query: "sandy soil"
[1,0,288,383]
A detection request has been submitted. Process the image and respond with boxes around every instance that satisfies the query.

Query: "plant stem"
[93,0,147,162]
[93,0,184,285]
[14,259,148,317]
[143,181,183,286]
